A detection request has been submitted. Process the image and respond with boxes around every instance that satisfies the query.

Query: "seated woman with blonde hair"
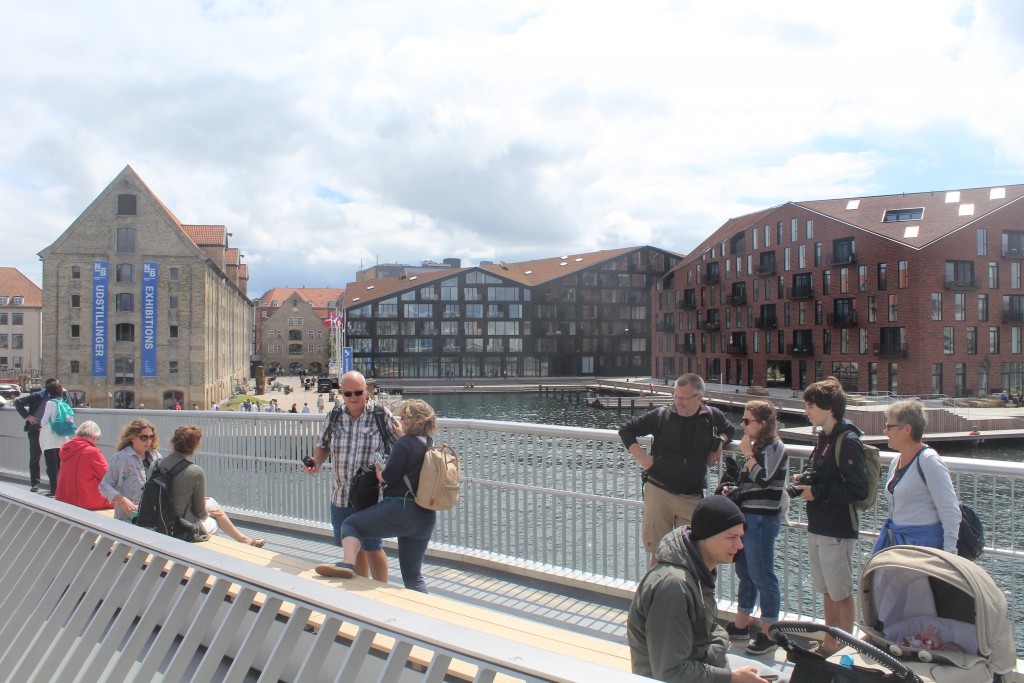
[99,418,161,521]
[55,421,115,511]
[160,424,265,547]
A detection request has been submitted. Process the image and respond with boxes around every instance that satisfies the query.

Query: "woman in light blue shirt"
[99,419,161,521]
[874,400,961,554]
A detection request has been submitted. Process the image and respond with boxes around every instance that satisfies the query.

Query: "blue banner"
[141,262,158,377]
[92,261,108,376]
[342,347,353,374]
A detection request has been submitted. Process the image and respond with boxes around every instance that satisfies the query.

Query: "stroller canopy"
[859,545,1016,677]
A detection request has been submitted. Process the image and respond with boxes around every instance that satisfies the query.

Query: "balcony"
[944,277,979,290]
[442,345,461,353]
[756,263,777,276]
[702,272,721,285]
[827,252,857,266]
[678,341,697,354]
[826,311,858,327]
[875,343,909,357]
[787,286,814,300]
[1002,246,1024,259]
[677,299,697,309]
[788,344,815,356]
[702,321,721,331]
[754,316,777,329]
[1002,310,1024,323]
[727,293,747,305]
[727,343,747,355]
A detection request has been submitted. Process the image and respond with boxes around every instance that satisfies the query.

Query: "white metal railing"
[2,408,1022,654]
[0,484,645,682]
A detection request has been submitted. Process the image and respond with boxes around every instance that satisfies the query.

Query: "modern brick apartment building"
[38,166,253,409]
[343,247,679,379]
[654,184,1024,397]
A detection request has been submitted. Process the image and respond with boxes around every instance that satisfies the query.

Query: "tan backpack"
[405,444,460,511]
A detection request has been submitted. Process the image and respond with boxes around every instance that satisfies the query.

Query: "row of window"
[0,355,24,369]
[68,356,178,383]
[68,324,179,341]
[0,313,25,325]
[67,293,180,312]
[0,334,24,349]
[70,263,181,280]
[266,329,326,340]
[0,297,25,305]
[262,344,325,355]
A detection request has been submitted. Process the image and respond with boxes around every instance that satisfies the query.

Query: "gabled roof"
[343,269,463,305]
[479,247,639,285]
[0,267,42,307]
[255,287,345,311]
[795,184,1024,248]
[181,225,227,246]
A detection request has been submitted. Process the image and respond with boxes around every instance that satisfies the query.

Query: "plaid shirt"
[316,400,399,508]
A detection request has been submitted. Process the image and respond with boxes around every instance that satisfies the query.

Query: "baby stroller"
[769,621,924,682]
[859,545,1017,682]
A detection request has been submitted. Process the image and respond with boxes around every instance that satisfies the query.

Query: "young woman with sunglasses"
[724,400,788,656]
[100,419,162,521]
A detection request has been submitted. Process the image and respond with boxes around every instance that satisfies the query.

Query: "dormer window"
[883,208,923,222]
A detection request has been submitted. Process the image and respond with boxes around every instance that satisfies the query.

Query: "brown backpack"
[405,444,460,511]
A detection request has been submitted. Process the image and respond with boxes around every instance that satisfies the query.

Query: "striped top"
[737,438,788,515]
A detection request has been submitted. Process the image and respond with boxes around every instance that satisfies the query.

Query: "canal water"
[424,391,1024,461]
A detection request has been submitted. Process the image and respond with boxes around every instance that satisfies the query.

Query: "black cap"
[690,495,745,542]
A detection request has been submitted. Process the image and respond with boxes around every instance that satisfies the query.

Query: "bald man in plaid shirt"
[303,371,402,581]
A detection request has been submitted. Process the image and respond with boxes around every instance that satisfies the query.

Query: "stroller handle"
[768,621,921,682]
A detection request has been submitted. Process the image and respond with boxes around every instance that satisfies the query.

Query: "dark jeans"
[734,512,782,622]
[341,497,437,593]
[43,448,61,494]
[330,504,383,552]
[27,429,41,487]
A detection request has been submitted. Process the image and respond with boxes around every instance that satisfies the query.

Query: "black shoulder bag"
[347,404,393,510]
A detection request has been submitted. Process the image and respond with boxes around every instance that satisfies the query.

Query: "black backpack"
[133,460,200,541]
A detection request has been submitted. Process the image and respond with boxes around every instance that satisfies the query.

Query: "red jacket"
[55,437,115,511]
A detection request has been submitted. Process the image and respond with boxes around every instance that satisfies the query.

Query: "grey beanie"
[690,495,746,542]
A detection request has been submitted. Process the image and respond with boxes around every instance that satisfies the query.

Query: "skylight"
[945,192,960,203]
[959,204,975,216]
[409,276,417,280]
[904,226,920,238]
[991,187,1006,199]
[559,262,567,266]
[574,258,583,262]
[524,270,533,275]
[367,285,375,290]
[846,200,860,210]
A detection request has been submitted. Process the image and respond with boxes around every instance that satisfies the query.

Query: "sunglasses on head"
[138,434,155,441]
[342,390,365,397]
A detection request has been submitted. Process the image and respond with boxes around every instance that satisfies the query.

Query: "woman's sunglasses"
[137,434,155,441]
[741,418,759,425]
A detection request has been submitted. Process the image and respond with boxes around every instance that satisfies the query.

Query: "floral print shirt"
[98,446,162,521]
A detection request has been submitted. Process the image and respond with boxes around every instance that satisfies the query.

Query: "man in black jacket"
[13,378,59,493]
[619,374,734,566]
[791,376,868,656]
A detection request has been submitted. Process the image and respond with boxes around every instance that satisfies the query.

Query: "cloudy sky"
[3,0,1024,295]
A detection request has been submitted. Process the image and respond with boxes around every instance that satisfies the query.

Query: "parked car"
[0,383,21,400]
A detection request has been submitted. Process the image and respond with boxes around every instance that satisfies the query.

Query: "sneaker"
[724,621,750,640]
[746,632,778,656]
[44,492,55,498]
[314,562,355,579]
[30,485,39,493]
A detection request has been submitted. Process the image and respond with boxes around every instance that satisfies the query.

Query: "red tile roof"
[181,225,227,246]
[255,287,345,312]
[0,267,43,307]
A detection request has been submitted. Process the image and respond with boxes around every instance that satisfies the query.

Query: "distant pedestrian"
[301,403,311,414]
[174,401,182,410]
[316,394,325,414]
[289,403,298,413]
[192,403,199,410]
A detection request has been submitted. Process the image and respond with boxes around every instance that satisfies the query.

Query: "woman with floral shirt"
[99,419,161,521]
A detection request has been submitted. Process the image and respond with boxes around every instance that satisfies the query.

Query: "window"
[806,219,814,240]
[12,296,23,305]
[307,330,314,339]
[944,327,954,355]
[289,330,302,341]
[978,294,988,321]
[289,343,302,355]
[71,294,80,308]
[70,360,80,374]
[113,391,135,409]
[115,323,134,341]
[878,264,887,290]
[169,325,179,339]
[858,265,868,292]
[888,294,898,322]
[12,334,22,349]
[114,356,135,385]
[0,313,6,325]
[71,266,81,279]
[955,293,966,322]
[115,293,134,312]
[0,334,6,348]
[169,295,178,309]
[117,194,137,215]
[12,313,23,325]
[883,208,923,222]
[990,327,1000,354]
[989,262,998,289]
[71,324,80,338]
[978,228,988,256]
[116,227,136,253]
[115,263,133,282]
[898,261,908,288]
[967,327,977,355]
[931,293,942,321]
[169,360,178,374]
[169,267,179,281]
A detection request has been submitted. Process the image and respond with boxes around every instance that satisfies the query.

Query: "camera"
[302,455,316,468]
[786,471,816,499]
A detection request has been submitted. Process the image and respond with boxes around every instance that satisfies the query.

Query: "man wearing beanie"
[628,495,779,683]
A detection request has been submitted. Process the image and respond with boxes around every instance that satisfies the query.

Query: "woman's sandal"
[809,641,841,658]
[314,562,356,579]
[246,538,266,548]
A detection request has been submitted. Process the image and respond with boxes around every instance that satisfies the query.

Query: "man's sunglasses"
[342,390,365,397]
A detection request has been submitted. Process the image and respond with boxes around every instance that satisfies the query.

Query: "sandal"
[809,641,840,658]
[315,562,356,579]
[246,538,266,548]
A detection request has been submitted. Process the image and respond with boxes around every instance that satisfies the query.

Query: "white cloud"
[2,0,1022,293]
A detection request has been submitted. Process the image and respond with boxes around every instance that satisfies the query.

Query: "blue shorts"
[331,504,383,552]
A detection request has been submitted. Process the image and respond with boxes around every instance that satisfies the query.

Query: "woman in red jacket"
[55,421,114,511]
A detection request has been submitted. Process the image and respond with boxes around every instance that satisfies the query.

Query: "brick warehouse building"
[342,247,679,379]
[39,166,252,409]
[254,288,343,375]
[654,183,1024,398]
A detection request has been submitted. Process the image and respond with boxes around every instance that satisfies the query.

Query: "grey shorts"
[807,533,856,600]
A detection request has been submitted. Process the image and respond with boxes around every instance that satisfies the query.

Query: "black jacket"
[13,391,47,432]
[619,403,734,496]
[805,419,869,539]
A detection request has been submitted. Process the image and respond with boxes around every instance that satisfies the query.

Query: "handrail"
[0,484,645,682]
